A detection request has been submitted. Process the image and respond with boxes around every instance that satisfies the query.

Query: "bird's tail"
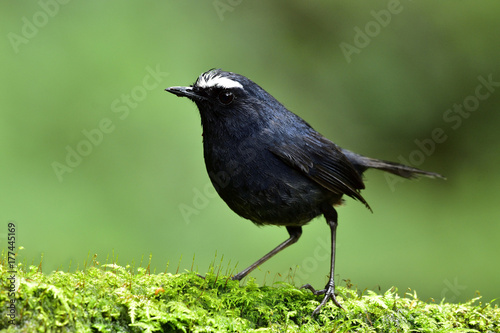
[341,149,445,179]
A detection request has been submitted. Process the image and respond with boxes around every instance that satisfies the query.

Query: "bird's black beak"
[165,86,206,101]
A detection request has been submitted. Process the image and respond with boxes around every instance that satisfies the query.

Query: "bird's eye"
[217,90,234,105]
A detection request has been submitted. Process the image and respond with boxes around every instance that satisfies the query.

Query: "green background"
[2,1,499,305]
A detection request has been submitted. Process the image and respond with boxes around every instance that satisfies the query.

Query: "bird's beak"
[165,86,206,101]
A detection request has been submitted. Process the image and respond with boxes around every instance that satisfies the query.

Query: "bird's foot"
[301,282,343,315]
[231,273,244,281]
[231,267,252,281]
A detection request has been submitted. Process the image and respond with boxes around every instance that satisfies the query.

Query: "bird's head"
[166,69,244,105]
[167,68,265,110]
[166,69,288,129]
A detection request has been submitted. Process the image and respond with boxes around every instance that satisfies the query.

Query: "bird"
[165,69,444,315]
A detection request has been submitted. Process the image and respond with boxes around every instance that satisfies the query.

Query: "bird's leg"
[301,206,343,315]
[232,226,302,281]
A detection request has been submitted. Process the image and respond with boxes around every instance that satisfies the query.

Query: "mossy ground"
[1,251,498,332]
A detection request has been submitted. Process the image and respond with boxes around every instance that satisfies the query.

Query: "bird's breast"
[202,138,340,226]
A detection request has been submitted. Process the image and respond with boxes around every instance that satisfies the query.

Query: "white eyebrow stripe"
[197,75,243,89]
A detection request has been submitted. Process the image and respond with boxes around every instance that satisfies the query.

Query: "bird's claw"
[231,273,244,281]
[301,283,344,315]
[300,283,326,295]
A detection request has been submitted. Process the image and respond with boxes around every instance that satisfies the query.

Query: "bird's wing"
[269,131,371,210]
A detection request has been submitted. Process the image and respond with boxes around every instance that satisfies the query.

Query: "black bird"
[165,69,443,315]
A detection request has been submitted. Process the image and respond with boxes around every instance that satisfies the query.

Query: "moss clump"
[1,252,499,332]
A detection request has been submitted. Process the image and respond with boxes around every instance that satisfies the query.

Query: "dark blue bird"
[166,69,443,315]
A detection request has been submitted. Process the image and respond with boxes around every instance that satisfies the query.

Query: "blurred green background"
[2,1,499,305]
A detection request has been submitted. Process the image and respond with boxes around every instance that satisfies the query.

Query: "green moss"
[1,252,499,332]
